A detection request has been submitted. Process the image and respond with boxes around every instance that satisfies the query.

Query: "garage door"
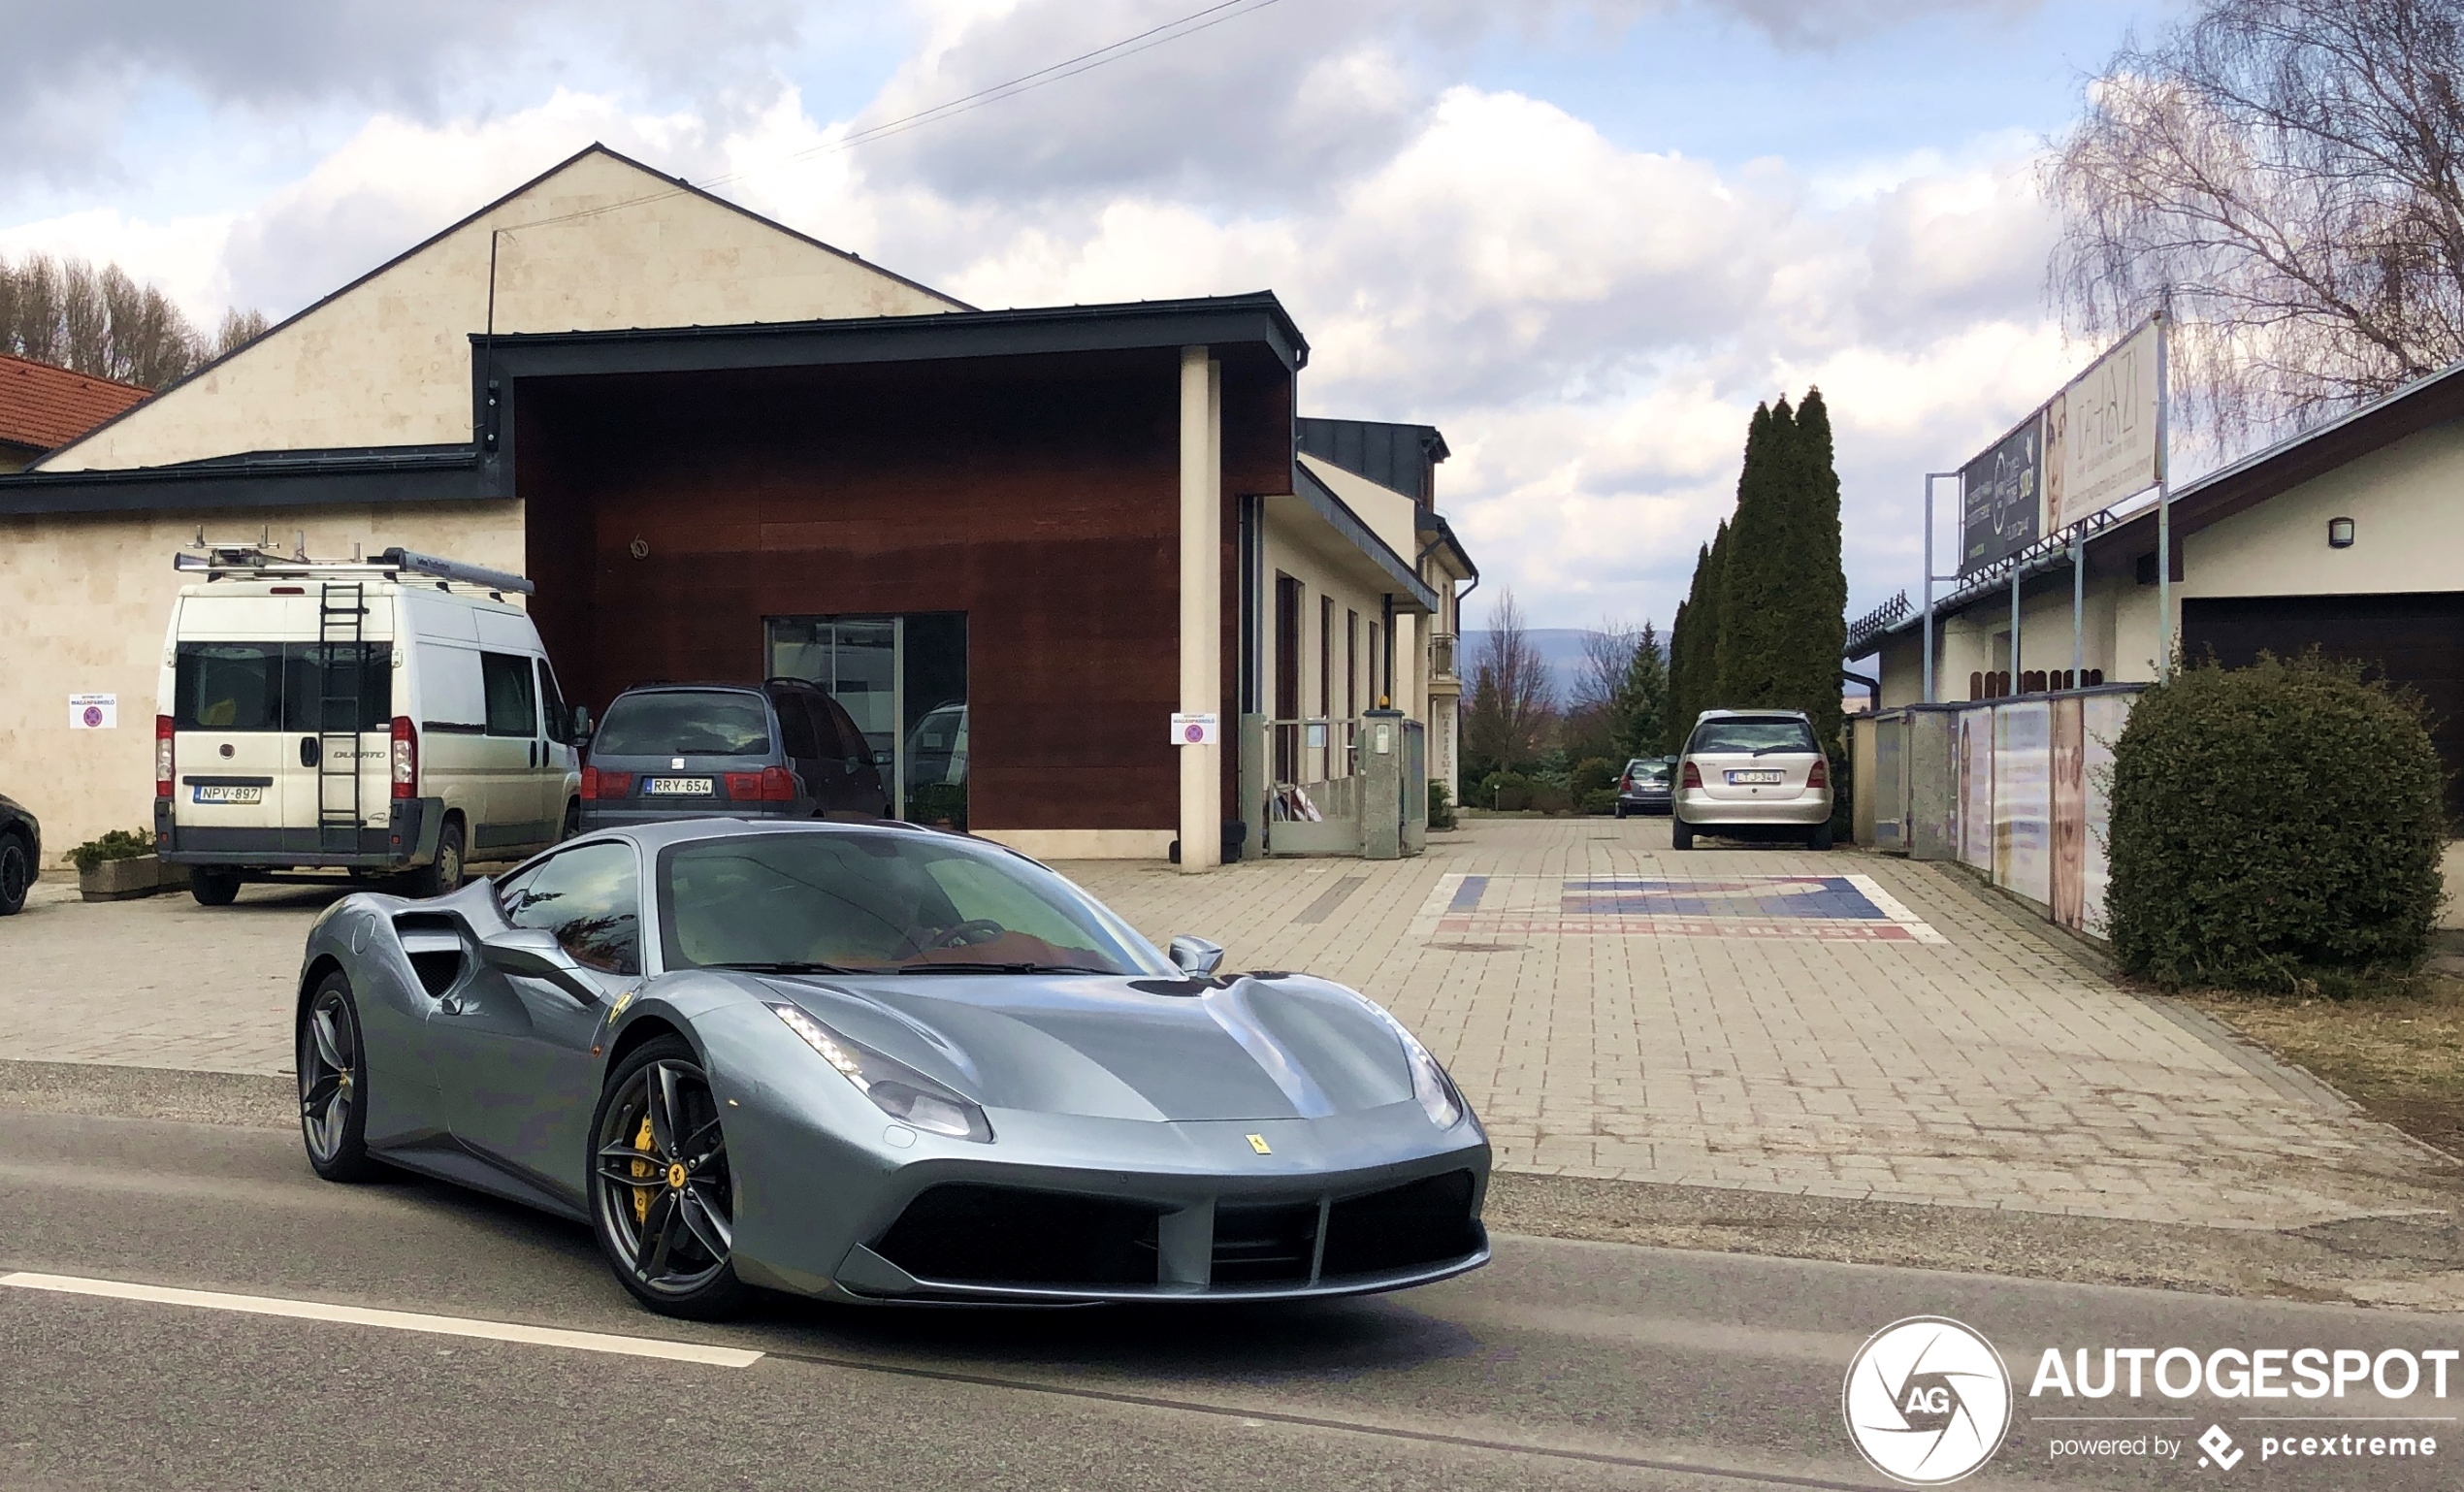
[2183,592,2464,821]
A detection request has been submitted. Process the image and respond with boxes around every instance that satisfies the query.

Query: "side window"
[501,842,640,975]
[825,696,869,762]
[806,697,848,759]
[535,659,570,745]
[480,652,537,738]
[774,694,818,760]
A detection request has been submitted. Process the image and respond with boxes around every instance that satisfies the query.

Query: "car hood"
[759,971,1418,1123]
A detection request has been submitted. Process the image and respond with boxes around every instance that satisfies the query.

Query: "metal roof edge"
[1291,461,1442,612]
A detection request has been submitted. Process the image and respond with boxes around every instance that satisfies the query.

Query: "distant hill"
[1456,628,1613,703]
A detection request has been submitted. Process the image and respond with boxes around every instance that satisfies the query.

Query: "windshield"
[658,830,1170,976]
[594,691,773,757]
[1689,719,1818,755]
[1625,760,1670,783]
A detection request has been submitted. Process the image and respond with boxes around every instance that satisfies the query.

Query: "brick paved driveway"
[1,821,2441,1228]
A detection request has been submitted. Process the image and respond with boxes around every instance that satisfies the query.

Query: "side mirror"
[478,926,604,1004]
[569,705,593,742]
[1168,935,1225,978]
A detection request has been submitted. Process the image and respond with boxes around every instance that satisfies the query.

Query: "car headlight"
[767,1003,994,1143]
[1355,997,1464,1129]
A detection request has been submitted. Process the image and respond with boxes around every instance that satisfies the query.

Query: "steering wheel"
[926,919,1007,950]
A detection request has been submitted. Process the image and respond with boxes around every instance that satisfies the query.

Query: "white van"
[154,544,583,906]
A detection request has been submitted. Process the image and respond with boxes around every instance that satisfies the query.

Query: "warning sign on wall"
[69,694,118,730]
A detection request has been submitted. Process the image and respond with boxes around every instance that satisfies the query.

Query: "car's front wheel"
[589,1036,747,1319]
[0,831,29,915]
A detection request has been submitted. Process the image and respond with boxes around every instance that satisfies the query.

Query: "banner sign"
[1959,413,2044,575]
[2045,318,2160,531]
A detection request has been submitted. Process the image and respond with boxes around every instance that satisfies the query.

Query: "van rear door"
[172,639,287,838]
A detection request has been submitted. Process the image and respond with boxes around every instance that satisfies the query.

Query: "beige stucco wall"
[0,503,524,864]
[38,148,958,473]
[1296,453,1420,561]
[1259,500,1421,784]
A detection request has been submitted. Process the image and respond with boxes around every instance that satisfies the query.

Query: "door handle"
[529,740,537,768]
[300,736,319,767]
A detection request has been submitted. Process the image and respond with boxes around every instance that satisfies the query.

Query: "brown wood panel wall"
[521,346,1285,834]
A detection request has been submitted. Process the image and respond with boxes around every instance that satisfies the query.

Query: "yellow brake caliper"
[630,1115,655,1223]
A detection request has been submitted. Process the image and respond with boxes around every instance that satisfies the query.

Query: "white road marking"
[0,1272,762,1367]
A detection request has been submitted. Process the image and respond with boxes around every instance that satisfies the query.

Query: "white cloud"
[6,0,2069,633]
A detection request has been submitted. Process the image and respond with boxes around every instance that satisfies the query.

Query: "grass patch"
[2182,970,2464,1157]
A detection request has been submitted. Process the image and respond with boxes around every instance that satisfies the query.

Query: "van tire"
[191,868,242,906]
[407,818,465,899]
[561,799,581,841]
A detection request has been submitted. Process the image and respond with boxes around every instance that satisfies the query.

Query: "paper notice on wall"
[69,694,117,730]
[1170,712,1219,746]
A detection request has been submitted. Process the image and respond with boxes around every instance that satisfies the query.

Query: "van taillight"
[1680,761,1702,790]
[1808,757,1830,789]
[156,715,175,797]
[392,717,417,799]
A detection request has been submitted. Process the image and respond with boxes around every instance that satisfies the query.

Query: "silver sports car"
[295,818,1490,1317]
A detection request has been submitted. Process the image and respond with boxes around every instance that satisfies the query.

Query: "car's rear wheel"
[191,867,242,906]
[1670,818,1695,850]
[589,1037,746,1319]
[1809,822,1834,851]
[0,831,29,915]
[405,818,464,898]
[299,971,377,1181]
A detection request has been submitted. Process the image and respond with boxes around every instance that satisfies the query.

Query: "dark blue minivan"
[578,681,890,828]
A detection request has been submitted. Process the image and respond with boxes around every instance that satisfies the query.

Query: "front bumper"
[1674,788,1831,827]
[156,796,442,869]
[697,1003,1490,1306]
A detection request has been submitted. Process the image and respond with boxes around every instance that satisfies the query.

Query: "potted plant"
[74,827,173,902]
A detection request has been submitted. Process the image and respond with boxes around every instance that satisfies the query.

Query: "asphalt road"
[4,1109,2461,1491]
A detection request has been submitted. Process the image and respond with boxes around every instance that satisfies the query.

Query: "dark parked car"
[579,682,890,829]
[0,793,37,916]
[1613,758,1673,818]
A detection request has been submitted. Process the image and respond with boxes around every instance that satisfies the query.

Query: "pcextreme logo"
[1842,1316,2014,1485]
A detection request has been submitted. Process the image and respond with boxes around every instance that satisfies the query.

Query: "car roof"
[606,682,771,699]
[1693,708,1812,722]
[558,815,934,856]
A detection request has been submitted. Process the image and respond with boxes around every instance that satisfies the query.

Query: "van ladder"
[317,582,369,855]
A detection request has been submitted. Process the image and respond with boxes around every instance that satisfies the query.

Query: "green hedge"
[2106,652,2447,990]
[1428,781,1457,829]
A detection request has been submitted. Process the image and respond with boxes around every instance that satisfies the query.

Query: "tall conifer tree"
[1666,596,1694,745]
[1786,387,1850,749]
[1715,398,1795,705]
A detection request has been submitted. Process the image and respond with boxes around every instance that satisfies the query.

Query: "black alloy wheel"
[0,832,28,916]
[589,1037,746,1318]
[299,971,376,1181]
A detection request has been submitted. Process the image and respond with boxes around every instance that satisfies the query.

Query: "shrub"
[1427,781,1457,829]
[1478,771,1534,811]
[1529,781,1573,815]
[2106,652,2447,990]
[1577,787,1619,816]
[1569,757,1620,798]
[71,827,156,873]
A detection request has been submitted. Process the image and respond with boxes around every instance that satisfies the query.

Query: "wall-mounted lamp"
[2328,516,2355,548]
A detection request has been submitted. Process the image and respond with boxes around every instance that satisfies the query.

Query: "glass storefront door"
[765,614,967,828]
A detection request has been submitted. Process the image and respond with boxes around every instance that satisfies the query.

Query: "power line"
[506,0,1285,237]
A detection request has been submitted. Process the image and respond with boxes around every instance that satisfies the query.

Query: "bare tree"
[0,251,265,389]
[1573,618,1642,719]
[2046,0,2464,439]
[1464,589,1555,770]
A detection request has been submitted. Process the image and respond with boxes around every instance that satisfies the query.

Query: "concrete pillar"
[1178,346,1222,871]
[1359,709,1405,860]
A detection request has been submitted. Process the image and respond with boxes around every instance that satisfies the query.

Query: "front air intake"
[1319,1170,1483,1279]
[874,1184,1162,1287]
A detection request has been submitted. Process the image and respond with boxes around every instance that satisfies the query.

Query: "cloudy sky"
[0,0,2173,634]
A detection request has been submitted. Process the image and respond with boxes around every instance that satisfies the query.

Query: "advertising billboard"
[2044,318,2160,532]
[1959,411,2043,574]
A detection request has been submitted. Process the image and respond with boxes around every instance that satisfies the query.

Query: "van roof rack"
[174,528,535,595]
